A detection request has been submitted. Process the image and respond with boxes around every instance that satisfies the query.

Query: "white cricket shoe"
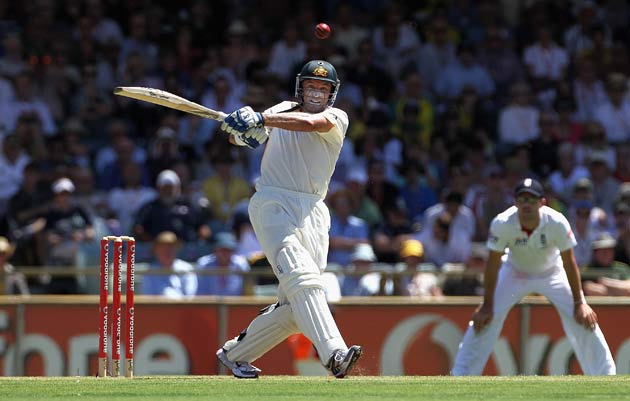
[327,345,362,378]
[216,348,261,379]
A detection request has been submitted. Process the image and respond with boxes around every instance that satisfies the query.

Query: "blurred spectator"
[0,236,29,295]
[196,232,250,296]
[267,21,306,83]
[327,189,369,268]
[399,239,440,297]
[140,231,197,298]
[576,121,615,171]
[200,75,243,136]
[340,243,378,296]
[477,25,523,99]
[94,119,147,177]
[107,162,158,235]
[442,241,486,296]
[1,71,56,136]
[547,143,590,204]
[86,0,124,45]
[414,211,471,268]
[42,177,94,294]
[390,72,434,149]
[418,15,457,88]
[0,134,31,215]
[563,0,611,57]
[344,167,382,230]
[529,111,559,178]
[366,159,400,216]
[466,165,512,241]
[434,42,495,101]
[330,3,369,60]
[583,276,630,296]
[594,73,630,144]
[421,188,475,240]
[120,13,159,73]
[201,153,250,227]
[0,32,26,78]
[573,56,608,122]
[582,232,630,289]
[133,169,211,242]
[398,161,438,222]
[568,200,599,268]
[146,126,185,180]
[523,26,569,83]
[497,82,539,154]
[346,38,396,103]
[587,151,620,214]
[372,200,415,264]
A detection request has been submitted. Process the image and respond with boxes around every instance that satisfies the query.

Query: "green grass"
[0,376,629,401]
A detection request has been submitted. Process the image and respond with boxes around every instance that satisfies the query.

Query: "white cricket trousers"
[245,186,346,363]
[452,264,616,375]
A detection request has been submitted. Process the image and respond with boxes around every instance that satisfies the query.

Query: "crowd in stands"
[0,0,630,297]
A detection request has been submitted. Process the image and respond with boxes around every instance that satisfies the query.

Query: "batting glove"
[221,106,264,135]
[236,127,269,149]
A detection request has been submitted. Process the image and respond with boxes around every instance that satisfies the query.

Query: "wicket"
[98,236,135,378]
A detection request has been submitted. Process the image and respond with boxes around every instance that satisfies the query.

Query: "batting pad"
[223,303,298,363]
[289,287,347,365]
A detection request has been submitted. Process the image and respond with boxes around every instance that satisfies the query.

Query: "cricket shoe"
[327,345,362,378]
[216,348,261,379]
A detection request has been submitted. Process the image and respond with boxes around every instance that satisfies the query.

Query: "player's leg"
[251,192,358,375]
[452,265,531,375]
[541,268,616,375]
[218,301,299,377]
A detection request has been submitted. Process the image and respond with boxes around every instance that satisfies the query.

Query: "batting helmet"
[294,60,340,107]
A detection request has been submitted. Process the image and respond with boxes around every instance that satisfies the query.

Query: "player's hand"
[574,303,598,331]
[472,303,493,333]
[240,126,269,149]
[221,106,263,135]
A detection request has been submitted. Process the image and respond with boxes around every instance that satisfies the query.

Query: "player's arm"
[260,111,334,133]
[560,248,598,330]
[472,250,503,332]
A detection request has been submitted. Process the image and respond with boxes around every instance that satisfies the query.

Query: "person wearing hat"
[399,239,442,297]
[42,177,94,294]
[340,243,378,296]
[196,231,250,296]
[586,149,620,215]
[140,231,197,298]
[133,169,211,242]
[453,178,616,376]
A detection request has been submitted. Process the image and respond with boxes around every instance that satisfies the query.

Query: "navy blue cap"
[514,178,544,198]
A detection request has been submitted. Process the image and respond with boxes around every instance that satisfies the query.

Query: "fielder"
[452,178,616,375]
[215,60,362,378]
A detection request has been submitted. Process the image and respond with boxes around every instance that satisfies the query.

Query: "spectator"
[201,153,250,227]
[418,15,457,88]
[477,25,523,99]
[582,232,630,292]
[196,232,249,296]
[421,188,476,240]
[434,42,495,100]
[42,177,94,294]
[563,0,611,57]
[330,3,369,60]
[398,161,438,222]
[587,151,620,215]
[594,73,630,144]
[133,169,211,242]
[372,200,415,264]
[442,242,485,296]
[414,211,471,268]
[1,71,56,136]
[140,231,197,298]
[547,143,590,204]
[497,82,539,153]
[573,56,608,122]
[389,73,434,149]
[399,239,440,297]
[568,200,600,268]
[340,243,378,297]
[267,21,306,83]
[0,134,31,215]
[327,189,369,268]
[523,26,569,83]
[344,168,382,230]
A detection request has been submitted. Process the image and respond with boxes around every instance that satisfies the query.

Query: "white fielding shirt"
[487,205,577,275]
[257,101,348,198]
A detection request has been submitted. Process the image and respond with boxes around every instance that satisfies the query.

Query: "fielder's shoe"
[216,348,261,379]
[327,345,362,378]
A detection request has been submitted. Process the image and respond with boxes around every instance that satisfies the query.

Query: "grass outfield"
[0,376,628,401]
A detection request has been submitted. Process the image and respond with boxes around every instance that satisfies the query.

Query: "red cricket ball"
[315,23,331,39]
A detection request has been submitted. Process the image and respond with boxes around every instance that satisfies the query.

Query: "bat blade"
[114,86,227,121]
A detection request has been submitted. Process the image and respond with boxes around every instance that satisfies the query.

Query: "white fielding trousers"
[452,264,616,375]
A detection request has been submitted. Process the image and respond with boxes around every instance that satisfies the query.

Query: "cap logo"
[524,178,532,187]
[313,66,328,77]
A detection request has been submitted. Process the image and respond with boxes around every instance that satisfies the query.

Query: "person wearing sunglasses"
[452,178,615,375]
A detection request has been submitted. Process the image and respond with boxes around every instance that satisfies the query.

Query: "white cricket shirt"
[486,205,577,274]
[257,101,348,198]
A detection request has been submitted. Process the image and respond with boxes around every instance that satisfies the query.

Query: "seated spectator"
[497,82,539,154]
[587,151,620,215]
[398,161,438,222]
[344,167,382,230]
[372,201,415,264]
[196,232,249,296]
[146,126,185,181]
[573,55,607,122]
[583,232,630,281]
[398,239,440,297]
[583,277,630,296]
[442,242,486,296]
[340,243,378,296]
[107,161,158,235]
[140,231,197,298]
[421,189,475,240]
[523,26,569,83]
[594,73,630,144]
[547,143,590,204]
[0,70,56,135]
[414,211,471,268]
[43,178,94,294]
[434,42,495,101]
[569,200,600,268]
[327,189,369,268]
[0,134,31,216]
[0,236,29,295]
[133,169,211,242]
[201,153,250,227]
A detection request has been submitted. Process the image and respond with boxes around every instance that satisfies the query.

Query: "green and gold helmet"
[294,60,340,106]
